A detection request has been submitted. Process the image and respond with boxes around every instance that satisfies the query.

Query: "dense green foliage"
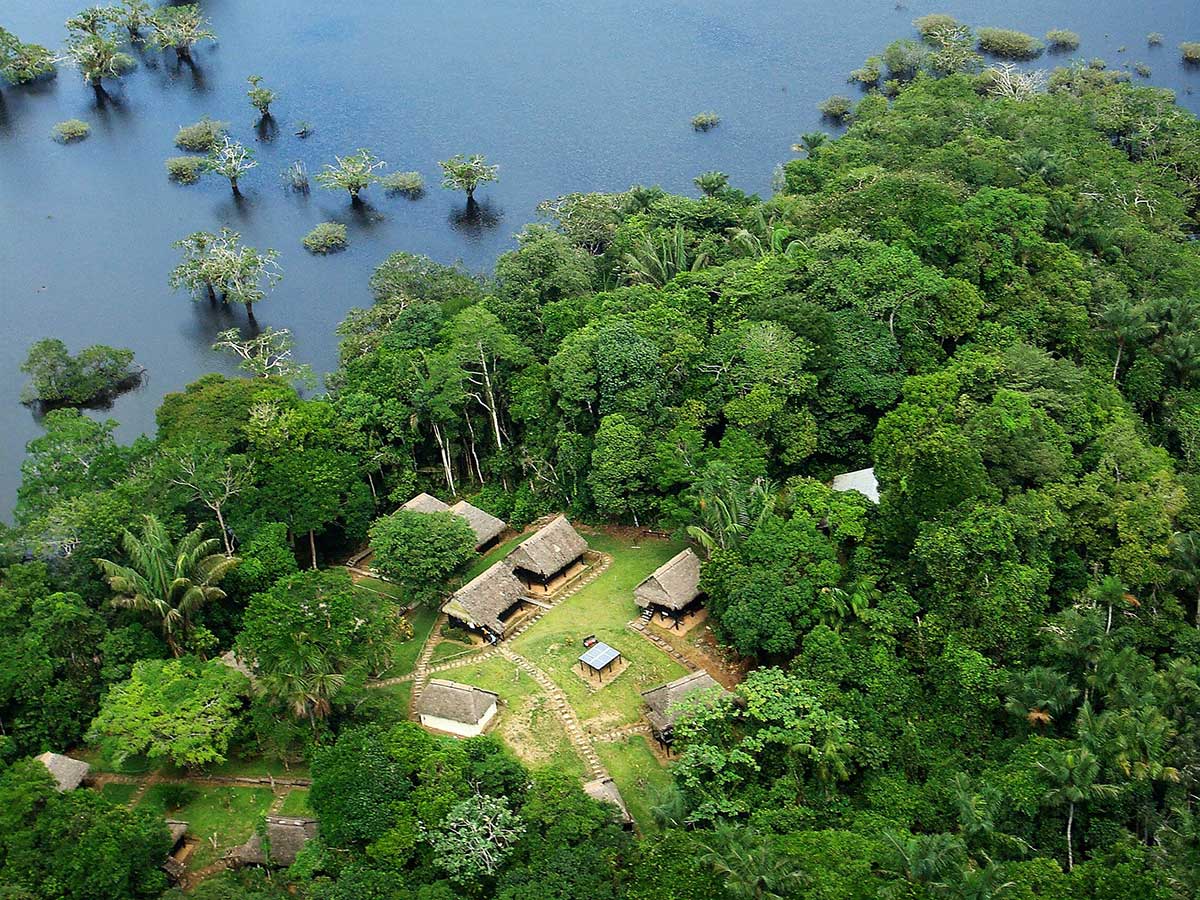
[20,338,142,407]
[3,26,1200,898]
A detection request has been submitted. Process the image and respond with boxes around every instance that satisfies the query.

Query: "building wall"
[419,703,497,738]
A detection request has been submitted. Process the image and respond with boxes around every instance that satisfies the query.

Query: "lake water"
[1,0,1198,518]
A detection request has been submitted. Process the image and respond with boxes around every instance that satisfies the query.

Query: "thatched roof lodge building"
[583,776,634,828]
[442,561,530,641]
[401,492,451,513]
[416,679,500,737]
[505,516,588,595]
[831,466,879,504]
[35,752,89,791]
[449,499,507,550]
[634,548,703,618]
[641,671,731,748]
[230,816,319,868]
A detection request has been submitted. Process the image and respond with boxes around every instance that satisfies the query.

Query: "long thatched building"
[442,561,530,641]
[35,752,89,792]
[401,492,452,514]
[449,499,507,550]
[230,816,319,868]
[505,516,588,595]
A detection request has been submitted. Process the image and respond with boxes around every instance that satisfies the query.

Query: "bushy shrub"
[883,39,931,80]
[691,111,720,131]
[848,56,881,86]
[154,784,199,811]
[1182,43,1200,64]
[913,13,962,38]
[1045,29,1080,51]
[977,27,1044,59]
[818,94,854,121]
[166,155,203,184]
[1148,32,1163,46]
[381,170,425,197]
[52,119,90,143]
[174,117,227,151]
[1134,62,1152,77]
[302,222,347,254]
[441,624,473,644]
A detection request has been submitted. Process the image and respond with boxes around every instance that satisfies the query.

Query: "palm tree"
[819,575,882,631]
[1037,745,1119,871]
[698,822,807,900]
[1100,299,1154,381]
[254,631,349,729]
[1004,667,1079,731]
[1089,574,1134,633]
[1170,531,1200,627]
[622,224,709,286]
[94,515,237,657]
[687,474,776,557]
[790,131,828,156]
[879,831,967,892]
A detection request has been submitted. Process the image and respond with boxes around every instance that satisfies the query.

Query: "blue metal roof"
[579,641,621,670]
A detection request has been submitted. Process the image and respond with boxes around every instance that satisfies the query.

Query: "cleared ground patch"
[140,784,273,869]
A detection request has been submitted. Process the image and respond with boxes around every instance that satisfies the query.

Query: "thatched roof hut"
[230,816,318,868]
[634,548,702,611]
[506,516,587,580]
[442,561,528,638]
[831,467,879,504]
[449,500,507,549]
[583,777,634,827]
[641,671,729,739]
[34,752,89,792]
[401,492,451,514]
[416,680,500,737]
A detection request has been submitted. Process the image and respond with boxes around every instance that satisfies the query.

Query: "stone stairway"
[407,612,448,715]
[498,646,607,780]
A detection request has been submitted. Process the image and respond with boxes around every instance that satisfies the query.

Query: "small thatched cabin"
[416,679,500,737]
[401,492,451,514]
[641,671,730,748]
[161,820,190,881]
[449,499,507,551]
[230,816,319,868]
[505,516,588,595]
[634,548,703,620]
[35,752,89,792]
[442,561,530,641]
[583,777,634,828]
[831,467,879,504]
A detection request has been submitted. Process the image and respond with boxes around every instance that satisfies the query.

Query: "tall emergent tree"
[168,228,279,318]
[439,153,499,203]
[64,11,134,93]
[149,3,215,62]
[315,149,386,201]
[94,515,238,657]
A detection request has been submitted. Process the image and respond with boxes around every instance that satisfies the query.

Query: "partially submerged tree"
[0,27,56,84]
[212,326,314,386]
[203,135,257,195]
[315,148,386,201]
[439,153,499,203]
[149,4,215,62]
[94,514,238,657]
[20,338,143,407]
[64,30,134,92]
[113,0,154,41]
[246,74,276,117]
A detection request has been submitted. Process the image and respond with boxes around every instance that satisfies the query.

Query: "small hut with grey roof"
[442,560,530,641]
[641,671,731,749]
[416,679,500,737]
[505,516,588,595]
[401,492,451,514]
[35,752,89,791]
[449,499,507,551]
[583,777,634,828]
[634,548,703,625]
[230,816,319,868]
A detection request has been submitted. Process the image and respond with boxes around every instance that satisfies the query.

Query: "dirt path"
[178,859,229,891]
[497,645,607,780]
[87,771,311,790]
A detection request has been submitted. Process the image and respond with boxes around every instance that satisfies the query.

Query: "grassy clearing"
[99,781,139,805]
[510,532,689,730]
[278,788,311,816]
[140,784,272,869]
[353,574,405,601]
[447,654,586,777]
[595,735,673,831]
[429,635,481,664]
[204,756,310,779]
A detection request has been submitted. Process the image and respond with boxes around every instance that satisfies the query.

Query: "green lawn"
[140,784,273,869]
[205,756,310,779]
[595,735,674,832]
[429,636,481,664]
[99,781,139,805]
[510,532,689,730]
[353,574,406,602]
[278,788,311,816]
[447,654,586,777]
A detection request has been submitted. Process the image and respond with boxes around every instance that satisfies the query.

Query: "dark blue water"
[1,0,1198,518]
